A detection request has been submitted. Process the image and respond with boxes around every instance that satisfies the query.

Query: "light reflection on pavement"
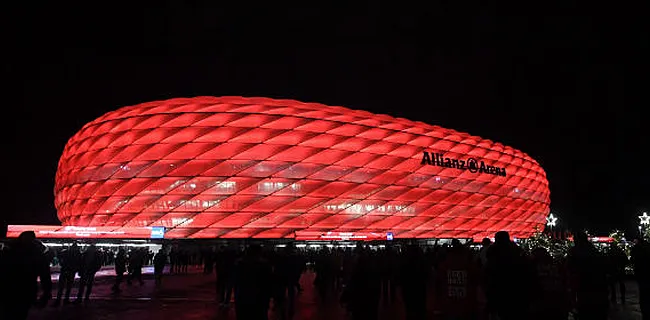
[50,266,159,282]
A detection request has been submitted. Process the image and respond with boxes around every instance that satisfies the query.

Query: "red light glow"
[50,96,550,240]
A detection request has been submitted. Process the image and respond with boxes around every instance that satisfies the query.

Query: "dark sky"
[5,3,649,235]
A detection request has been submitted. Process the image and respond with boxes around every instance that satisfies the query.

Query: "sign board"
[150,226,166,239]
[421,151,507,177]
[295,231,385,241]
[7,225,157,239]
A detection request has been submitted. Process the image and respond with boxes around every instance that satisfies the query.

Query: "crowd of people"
[204,231,650,320]
[0,230,649,320]
[49,246,154,269]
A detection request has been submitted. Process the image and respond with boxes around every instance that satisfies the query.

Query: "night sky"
[5,3,649,235]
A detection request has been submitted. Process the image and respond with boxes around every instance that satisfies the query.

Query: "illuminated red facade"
[53,96,550,240]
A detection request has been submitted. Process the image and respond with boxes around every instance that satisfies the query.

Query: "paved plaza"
[28,270,643,319]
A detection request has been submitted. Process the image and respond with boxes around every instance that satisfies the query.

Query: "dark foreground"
[28,270,643,320]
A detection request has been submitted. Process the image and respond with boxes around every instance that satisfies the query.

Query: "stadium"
[7,96,550,243]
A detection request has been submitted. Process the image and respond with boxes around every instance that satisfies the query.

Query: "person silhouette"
[345,245,381,320]
[0,231,52,320]
[314,248,336,301]
[75,244,102,303]
[153,247,168,287]
[285,243,303,319]
[216,245,237,307]
[234,244,272,320]
[127,248,145,286]
[529,247,570,320]
[436,239,479,320]
[380,246,398,305]
[112,248,127,293]
[607,243,628,305]
[478,237,491,268]
[567,231,609,320]
[53,242,80,305]
[631,236,650,319]
[485,231,533,320]
[401,244,428,320]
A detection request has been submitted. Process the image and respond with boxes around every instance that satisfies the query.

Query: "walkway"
[29,271,643,319]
